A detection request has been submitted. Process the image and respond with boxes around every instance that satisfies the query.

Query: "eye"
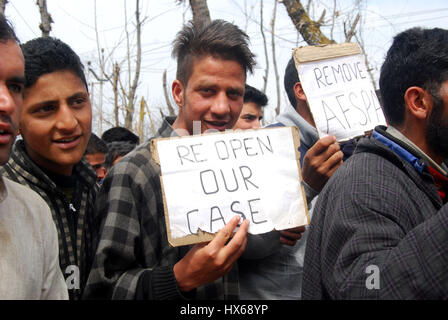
[34,104,56,114]
[70,96,87,108]
[243,114,256,121]
[200,88,214,96]
[227,90,243,100]
[8,83,23,94]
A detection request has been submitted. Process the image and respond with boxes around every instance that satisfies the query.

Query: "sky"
[4,0,448,137]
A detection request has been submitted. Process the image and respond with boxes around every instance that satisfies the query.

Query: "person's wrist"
[173,261,194,292]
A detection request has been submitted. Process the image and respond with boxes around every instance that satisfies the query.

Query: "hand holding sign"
[173,215,249,292]
[302,135,344,192]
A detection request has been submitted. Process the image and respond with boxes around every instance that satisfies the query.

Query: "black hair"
[105,141,136,169]
[172,19,256,86]
[0,14,18,43]
[284,57,300,108]
[244,84,268,108]
[379,27,448,126]
[20,37,88,90]
[101,126,140,145]
[85,133,108,155]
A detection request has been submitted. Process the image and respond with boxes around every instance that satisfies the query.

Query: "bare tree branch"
[124,0,143,130]
[260,0,269,94]
[189,0,211,28]
[0,0,8,15]
[271,0,281,116]
[112,63,120,126]
[282,0,334,45]
[162,69,175,116]
[345,13,360,42]
[36,0,53,37]
[317,9,326,26]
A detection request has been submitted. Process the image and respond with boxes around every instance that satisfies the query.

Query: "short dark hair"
[379,27,448,126]
[105,141,136,169]
[0,14,18,43]
[284,57,300,108]
[101,126,140,145]
[172,19,256,86]
[244,84,268,108]
[21,37,88,90]
[85,133,108,155]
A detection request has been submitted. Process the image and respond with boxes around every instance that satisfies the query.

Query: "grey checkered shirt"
[84,117,240,300]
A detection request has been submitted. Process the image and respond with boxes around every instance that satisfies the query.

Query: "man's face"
[85,152,106,182]
[172,55,245,134]
[0,40,24,165]
[20,70,92,176]
[426,80,448,161]
[233,102,263,130]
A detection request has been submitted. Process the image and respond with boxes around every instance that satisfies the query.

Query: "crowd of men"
[0,12,447,300]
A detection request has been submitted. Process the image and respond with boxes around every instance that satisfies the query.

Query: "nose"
[253,120,261,129]
[210,92,231,117]
[0,84,16,116]
[96,166,106,181]
[55,104,78,131]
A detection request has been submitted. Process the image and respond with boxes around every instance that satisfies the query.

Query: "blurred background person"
[101,126,139,146]
[104,141,136,170]
[84,133,108,185]
[233,84,267,130]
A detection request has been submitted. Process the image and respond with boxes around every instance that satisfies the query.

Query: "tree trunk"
[163,70,175,116]
[0,0,8,15]
[124,0,142,130]
[36,0,52,37]
[113,62,120,126]
[189,0,211,28]
[260,0,269,94]
[271,0,281,116]
[281,0,334,45]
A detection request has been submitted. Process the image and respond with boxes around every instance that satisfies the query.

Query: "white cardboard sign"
[151,126,309,247]
[294,44,386,141]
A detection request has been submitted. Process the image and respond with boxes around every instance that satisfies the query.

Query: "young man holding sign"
[303,27,448,299]
[84,20,257,300]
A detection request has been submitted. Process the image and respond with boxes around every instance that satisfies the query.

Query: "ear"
[293,82,306,102]
[172,80,184,110]
[404,86,431,120]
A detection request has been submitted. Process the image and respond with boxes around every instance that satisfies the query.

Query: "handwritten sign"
[151,127,309,247]
[294,43,386,141]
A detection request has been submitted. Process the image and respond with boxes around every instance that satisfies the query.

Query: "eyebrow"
[8,76,25,84]
[68,92,89,100]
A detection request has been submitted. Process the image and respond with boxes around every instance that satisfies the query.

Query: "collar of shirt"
[386,126,448,176]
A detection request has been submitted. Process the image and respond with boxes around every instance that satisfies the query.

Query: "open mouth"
[0,125,14,145]
[53,135,81,149]
[204,120,230,131]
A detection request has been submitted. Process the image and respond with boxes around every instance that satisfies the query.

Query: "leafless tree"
[177,0,211,27]
[122,0,143,130]
[260,0,269,94]
[36,0,53,37]
[270,0,281,115]
[281,0,334,45]
[189,0,211,27]
[162,70,176,116]
[0,0,8,15]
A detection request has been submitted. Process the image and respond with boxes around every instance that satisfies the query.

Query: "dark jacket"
[302,126,448,299]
